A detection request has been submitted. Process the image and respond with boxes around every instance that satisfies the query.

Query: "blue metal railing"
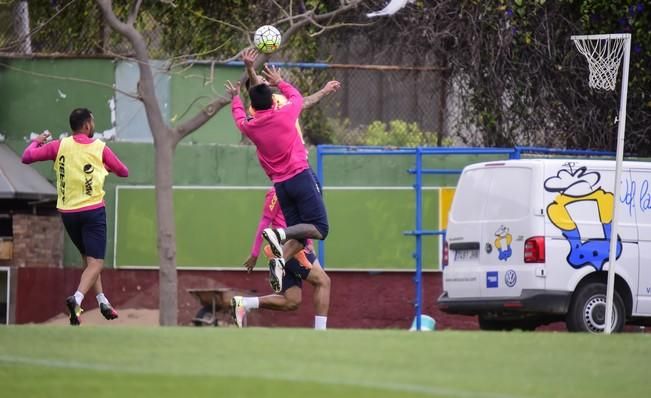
[315,145,615,331]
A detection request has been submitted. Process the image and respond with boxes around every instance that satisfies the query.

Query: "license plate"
[454,249,479,261]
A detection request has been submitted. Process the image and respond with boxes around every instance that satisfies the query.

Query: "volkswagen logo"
[505,270,517,287]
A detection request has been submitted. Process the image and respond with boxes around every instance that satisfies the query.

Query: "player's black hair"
[69,108,93,131]
[249,84,273,111]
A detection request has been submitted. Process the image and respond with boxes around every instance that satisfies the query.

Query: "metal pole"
[316,145,325,267]
[415,147,423,331]
[605,35,630,334]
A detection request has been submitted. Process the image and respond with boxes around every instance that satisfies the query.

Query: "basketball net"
[571,35,626,91]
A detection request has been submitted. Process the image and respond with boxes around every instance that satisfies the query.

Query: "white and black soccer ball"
[253,25,282,54]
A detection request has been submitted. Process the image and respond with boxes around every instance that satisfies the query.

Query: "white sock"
[315,315,327,330]
[243,297,259,310]
[96,293,109,305]
[73,291,84,306]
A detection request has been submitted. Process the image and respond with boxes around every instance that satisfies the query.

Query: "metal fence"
[0,1,450,147]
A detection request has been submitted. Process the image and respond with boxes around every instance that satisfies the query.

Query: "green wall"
[115,187,441,270]
[171,64,243,145]
[0,59,114,138]
[0,58,515,270]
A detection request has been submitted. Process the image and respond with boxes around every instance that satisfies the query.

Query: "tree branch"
[127,0,143,26]
[96,0,168,139]
[174,96,231,142]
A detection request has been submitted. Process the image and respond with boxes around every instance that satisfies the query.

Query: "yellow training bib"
[53,136,108,210]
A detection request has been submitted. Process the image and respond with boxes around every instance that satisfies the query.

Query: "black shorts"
[281,249,317,292]
[274,168,329,244]
[60,206,107,260]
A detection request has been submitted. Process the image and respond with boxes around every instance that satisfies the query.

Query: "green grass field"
[0,326,648,398]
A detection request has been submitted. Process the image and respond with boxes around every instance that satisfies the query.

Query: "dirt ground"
[44,308,160,326]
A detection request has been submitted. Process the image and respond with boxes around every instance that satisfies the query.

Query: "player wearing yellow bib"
[22,108,129,325]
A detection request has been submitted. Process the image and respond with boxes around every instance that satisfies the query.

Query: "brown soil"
[43,308,160,326]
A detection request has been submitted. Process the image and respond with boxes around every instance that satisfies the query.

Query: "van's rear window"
[451,167,532,221]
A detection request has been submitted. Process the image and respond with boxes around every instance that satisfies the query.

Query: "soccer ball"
[254,25,282,54]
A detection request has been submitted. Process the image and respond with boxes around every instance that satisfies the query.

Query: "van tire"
[566,282,625,333]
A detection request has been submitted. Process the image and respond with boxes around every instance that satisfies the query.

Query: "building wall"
[12,214,64,267]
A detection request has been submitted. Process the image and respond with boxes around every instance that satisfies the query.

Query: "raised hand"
[322,80,341,95]
[261,64,283,86]
[35,130,51,144]
[241,48,258,68]
[224,80,241,98]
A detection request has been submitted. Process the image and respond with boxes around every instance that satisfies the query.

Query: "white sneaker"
[262,228,284,259]
[230,296,246,328]
[268,257,285,293]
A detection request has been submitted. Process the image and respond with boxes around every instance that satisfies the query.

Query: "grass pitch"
[0,326,648,398]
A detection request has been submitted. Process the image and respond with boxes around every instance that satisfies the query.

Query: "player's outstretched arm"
[303,80,341,110]
[226,80,249,131]
[241,48,263,87]
[263,64,303,112]
[21,130,59,164]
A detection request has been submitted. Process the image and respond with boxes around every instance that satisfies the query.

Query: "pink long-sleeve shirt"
[22,133,129,213]
[231,81,309,183]
[250,188,313,258]
[250,188,286,257]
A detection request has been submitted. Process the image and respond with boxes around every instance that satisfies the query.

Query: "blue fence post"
[316,145,325,267]
[414,147,423,331]
[510,146,522,160]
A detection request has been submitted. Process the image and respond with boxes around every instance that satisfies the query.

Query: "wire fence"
[0,1,453,147]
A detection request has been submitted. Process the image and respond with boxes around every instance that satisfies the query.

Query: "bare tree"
[12,0,32,53]
[96,0,368,325]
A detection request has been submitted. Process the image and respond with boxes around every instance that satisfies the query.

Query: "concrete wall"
[14,267,481,330]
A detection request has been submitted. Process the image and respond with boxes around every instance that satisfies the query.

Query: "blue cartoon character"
[544,163,622,270]
[494,225,512,261]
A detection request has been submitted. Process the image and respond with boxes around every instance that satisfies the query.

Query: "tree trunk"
[12,0,31,54]
[155,137,178,326]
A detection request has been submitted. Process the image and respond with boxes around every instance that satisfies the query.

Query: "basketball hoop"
[570,33,631,335]
[571,34,628,91]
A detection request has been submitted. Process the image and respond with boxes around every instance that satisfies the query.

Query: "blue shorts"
[60,206,107,260]
[282,249,316,292]
[274,168,329,245]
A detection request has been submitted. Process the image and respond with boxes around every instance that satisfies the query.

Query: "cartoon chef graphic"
[544,163,622,270]
[494,225,512,261]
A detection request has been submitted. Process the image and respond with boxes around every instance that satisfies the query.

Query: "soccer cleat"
[230,296,246,328]
[294,250,313,270]
[268,257,285,293]
[100,303,119,320]
[65,296,83,326]
[262,228,284,259]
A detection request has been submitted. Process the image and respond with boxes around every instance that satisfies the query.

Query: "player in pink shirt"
[235,187,331,329]
[22,108,128,325]
[227,64,331,329]
[245,187,313,269]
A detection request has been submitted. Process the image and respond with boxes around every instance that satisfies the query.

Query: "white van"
[438,159,651,332]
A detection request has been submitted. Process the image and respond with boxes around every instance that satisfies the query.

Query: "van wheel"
[566,282,625,333]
